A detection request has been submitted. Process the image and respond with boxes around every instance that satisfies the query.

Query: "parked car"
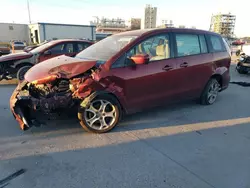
[0,39,93,81]
[23,40,50,52]
[10,28,231,133]
[0,44,11,56]
[10,41,26,50]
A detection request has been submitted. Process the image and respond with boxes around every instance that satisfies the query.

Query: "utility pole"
[27,0,31,24]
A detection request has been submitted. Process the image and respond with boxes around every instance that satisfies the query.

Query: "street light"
[27,0,31,23]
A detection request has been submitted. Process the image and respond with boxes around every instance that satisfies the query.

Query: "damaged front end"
[10,77,77,130]
[10,55,123,131]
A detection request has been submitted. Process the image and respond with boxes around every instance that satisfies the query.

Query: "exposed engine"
[27,79,74,113]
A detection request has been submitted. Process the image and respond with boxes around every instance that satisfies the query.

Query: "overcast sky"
[0,0,248,37]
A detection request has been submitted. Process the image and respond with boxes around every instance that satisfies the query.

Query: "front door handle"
[180,62,188,68]
[162,65,173,71]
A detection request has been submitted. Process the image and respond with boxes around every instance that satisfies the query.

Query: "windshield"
[14,42,24,44]
[75,35,138,61]
[30,41,54,53]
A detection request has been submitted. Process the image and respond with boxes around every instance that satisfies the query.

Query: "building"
[210,13,236,38]
[29,23,96,44]
[127,18,141,30]
[158,20,174,28]
[90,17,130,34]
[141,4,157,29]
[0,23,30,43]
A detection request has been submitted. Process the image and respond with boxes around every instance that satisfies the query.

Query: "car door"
[173,33,212,99]
[109,33,179,113]
[39,42,75,62]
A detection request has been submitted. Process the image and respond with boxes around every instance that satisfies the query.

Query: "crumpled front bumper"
[10,81,32,130]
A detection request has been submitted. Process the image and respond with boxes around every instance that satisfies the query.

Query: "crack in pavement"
[0,169,26,186]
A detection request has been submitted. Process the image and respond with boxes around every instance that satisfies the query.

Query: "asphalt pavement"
[0,64,250,188]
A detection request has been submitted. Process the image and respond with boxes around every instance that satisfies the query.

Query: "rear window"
[210,35,225,52]
[14,42,24,45]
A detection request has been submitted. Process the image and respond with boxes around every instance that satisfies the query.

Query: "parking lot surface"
[0,64,250,188]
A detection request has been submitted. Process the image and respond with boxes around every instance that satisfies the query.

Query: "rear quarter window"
[209,35,225,52]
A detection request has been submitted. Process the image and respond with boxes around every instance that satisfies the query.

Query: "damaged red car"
[10,28,231,133]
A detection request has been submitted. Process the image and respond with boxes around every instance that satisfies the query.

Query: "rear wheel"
[200,78,220,105]
[17,65,32,81]
[78,95,121,133]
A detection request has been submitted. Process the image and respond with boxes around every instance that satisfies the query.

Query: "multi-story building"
[127,18,141,30]
[90,17,130,34]
[158,20,174,28]
[141,4,157,29]
[210,13,236,38]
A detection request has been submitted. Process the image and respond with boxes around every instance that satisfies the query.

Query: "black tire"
[236,66,248,74]
[200,78,220,105]
[78,94,121,133]
[17,66,32,81]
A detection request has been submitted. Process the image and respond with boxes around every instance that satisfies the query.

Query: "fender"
[213,66,228,76]
[79,90,128,113]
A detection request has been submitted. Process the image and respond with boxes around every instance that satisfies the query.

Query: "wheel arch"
[210,74,223,88]
[15,62,33,69]
[80,90,127,114]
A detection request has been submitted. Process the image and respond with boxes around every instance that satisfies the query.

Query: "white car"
[10,41,26,50]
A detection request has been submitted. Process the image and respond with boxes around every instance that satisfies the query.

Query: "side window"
[176,34,200,57]
[199,35,208,53]
[49,44,64,54]
[49,43,74,54]
[111,54,126,69]
[210,35,224,52]
[65,43,74,53]
[77,43,91,53]
[127,34,170,62]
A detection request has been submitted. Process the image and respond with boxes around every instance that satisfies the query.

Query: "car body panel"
[0,52,33,62]
[24,55,97,82]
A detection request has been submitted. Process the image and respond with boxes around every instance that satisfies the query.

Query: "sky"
[0,0,248,37]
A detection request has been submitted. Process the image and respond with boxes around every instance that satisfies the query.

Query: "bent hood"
[0,52,32,62]
[25,55,97,82]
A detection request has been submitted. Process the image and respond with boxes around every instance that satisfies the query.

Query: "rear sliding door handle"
[162,65,173,71]
[180,62,188,67]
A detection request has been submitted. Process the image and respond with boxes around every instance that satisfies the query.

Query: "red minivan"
[10,28,231,133]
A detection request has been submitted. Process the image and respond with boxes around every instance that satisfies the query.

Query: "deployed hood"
[25,55,97,82]
[0,52,32,62]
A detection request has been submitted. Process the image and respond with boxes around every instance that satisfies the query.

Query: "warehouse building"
[29,22,96,44]
[0,23,30,43]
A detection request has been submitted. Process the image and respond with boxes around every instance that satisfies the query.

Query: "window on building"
[210,35,224,52]
[176,34,200,57]
[9,26,14,30]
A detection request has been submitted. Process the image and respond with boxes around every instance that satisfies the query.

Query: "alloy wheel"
[84,99,117,131]
[207,81,220,104]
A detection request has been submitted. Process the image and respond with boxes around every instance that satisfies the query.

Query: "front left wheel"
[78,95,121,133]
[17,65,32,81]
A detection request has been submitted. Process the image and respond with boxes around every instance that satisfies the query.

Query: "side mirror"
[130,54,149,65]
[44,50,51,56]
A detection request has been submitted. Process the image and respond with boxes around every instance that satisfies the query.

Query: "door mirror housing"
[130,54,149,65]
[44,50,51,56]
